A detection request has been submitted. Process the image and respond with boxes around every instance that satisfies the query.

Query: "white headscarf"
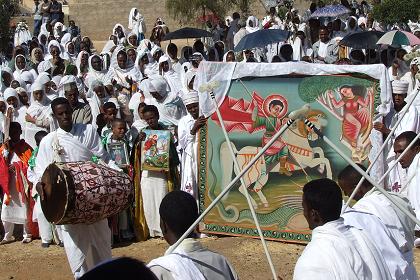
[44,40,69,60]
[58,75,77,97]
[76,51,89,77]
[61,33,72,48]
[37,60,52,74]
[4,88,19,104]
[21,71,34,85]
[159,55,182,96]
[87,79,107,126]
[246,16,259,33]
[13,54,29,78]
[148,75,170,98]
[29,82,49,105]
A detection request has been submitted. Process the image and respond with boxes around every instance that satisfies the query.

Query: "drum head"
[40,163,68,224]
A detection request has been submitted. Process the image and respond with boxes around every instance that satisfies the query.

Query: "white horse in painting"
[220,111,332,209]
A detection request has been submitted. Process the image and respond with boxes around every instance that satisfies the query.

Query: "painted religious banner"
[141,129,170,172]
[196,62,391,243]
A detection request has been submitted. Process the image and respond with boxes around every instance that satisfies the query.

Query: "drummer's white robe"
[342,209,412,280]
[353,189,417,279]
[293,218,392,280]
[34,123,112,278]
[177,114,199,198]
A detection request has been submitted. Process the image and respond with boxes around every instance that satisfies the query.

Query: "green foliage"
[166,0,254,25]
[372,0,420,25]
[0,0,19,52]
[298,75,374,103]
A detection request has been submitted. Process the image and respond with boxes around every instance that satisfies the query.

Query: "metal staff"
[343,83,420,212]
[168,105,311,255]
[206,90,277,279]
[304,119,420,227]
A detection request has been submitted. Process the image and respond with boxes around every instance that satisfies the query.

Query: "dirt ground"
[1,235,420,280]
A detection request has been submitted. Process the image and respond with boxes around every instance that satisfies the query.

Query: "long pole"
[209,91,278,279]
[167,105,310,254]
[342,85,420,212]
[305,119,420,227]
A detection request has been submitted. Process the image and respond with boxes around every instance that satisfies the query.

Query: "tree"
[165,0,254,25]
[372,0,420,25]
[0,0,19,53]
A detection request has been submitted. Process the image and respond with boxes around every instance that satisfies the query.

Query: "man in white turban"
[374,80,420,194]
[178,90,206,198]
[147,75,186,127]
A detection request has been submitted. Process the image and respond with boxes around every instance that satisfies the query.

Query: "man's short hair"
[337,163,370,188]
[395,131,420,147]
[103,101,117,111]
[159,191,198,237]
[303,178,342,223]
[142,105,159,116]
[34,130,48,146]
[10,121,21,131]
[111,118,126,128]
[51,97,70,114]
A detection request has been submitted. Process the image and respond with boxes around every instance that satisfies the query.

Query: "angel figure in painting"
[327,85,373,153]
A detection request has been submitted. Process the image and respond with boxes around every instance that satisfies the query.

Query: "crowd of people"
[0,0,420,278]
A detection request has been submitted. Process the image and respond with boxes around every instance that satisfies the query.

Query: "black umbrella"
[163,27,212,41]
[234,29,291,52]
[340,31,385,49]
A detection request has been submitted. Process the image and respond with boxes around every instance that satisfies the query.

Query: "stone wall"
[21,0,312,41]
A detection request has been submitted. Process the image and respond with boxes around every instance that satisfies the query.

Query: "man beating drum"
[33,97,117,278]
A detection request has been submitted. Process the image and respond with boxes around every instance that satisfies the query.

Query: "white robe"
[149,238,238,280]
[24,102,50,148]
[406,153,420,223]
[1,152,27,225]
[177,114,198,198]
[141,169,167,237]
[385,106,420,193]
[342,209,412,280]
[354,189,417,279]
[34,124,111,278]
[294,218,392,280]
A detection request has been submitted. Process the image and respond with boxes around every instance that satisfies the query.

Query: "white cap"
[392,80,409,94]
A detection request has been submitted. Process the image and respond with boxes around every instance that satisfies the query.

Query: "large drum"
[41,161,133,225]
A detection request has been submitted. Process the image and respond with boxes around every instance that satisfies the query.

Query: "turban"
[392,80,409,94]
[182,90,199,106]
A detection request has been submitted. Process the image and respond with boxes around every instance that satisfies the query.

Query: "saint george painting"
[198,74,380,243]
[141,129,170,172]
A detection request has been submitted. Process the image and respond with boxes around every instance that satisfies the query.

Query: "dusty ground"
[1,235,420,280]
